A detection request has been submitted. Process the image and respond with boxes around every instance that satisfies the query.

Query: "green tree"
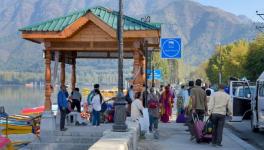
[244,34,264,81]
[206,40,249,84]
[152,52,170,82]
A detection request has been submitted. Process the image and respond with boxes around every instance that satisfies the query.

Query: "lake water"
[0,85,118,114]
[0,85,68,114]
[0,86,45,114]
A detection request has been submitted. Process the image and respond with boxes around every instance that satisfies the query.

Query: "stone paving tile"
[138,122,256,150]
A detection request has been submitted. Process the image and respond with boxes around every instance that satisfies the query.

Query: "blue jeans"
[149,115,159,132]
[92,110,100,126]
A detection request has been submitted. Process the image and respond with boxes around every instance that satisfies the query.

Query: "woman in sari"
[160,86,174,123]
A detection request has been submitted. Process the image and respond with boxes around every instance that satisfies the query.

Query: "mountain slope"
[0,0,257,71]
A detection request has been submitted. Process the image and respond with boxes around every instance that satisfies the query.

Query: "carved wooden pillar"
[132,50,145,92]
[71,58,76,90]
[60,52,65,86]
[44,50,52,111]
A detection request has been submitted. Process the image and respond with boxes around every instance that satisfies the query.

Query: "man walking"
[191,79,208,120]
[188,79,207,140]
[58,85,68,131]
[209,84,232,147]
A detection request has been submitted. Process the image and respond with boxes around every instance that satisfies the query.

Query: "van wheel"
[251,115,259,133]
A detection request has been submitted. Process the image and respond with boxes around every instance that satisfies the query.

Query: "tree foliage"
[244,34,264,81]
[152,52,171,82]
[206,40,249,84]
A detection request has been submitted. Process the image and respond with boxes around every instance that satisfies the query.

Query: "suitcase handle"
[192,113,207,122]
[192,113,199,122]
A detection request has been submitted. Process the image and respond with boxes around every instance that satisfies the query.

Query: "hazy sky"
[195,0,264,21]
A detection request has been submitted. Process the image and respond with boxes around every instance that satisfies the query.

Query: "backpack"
[101,102,107,112]
[87,91,95,105]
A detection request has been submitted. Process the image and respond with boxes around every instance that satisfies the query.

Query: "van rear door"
[230,81,252,121]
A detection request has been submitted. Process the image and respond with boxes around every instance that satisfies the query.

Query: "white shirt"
[91,94,101,111]
[209,90,233,116]
[131,99,144,121]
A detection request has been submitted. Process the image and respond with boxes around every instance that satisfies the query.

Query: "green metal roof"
[19,6,160,32]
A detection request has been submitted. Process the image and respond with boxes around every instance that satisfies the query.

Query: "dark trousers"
[71,99,81,112]
[149,115,159,132]
[187,109,205,136]
[92,110,100,126]
[211,114,225,145]
[60,109,67,130]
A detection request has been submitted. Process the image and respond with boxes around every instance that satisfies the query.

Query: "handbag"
[148,99,158,109]
[203,116,213,134]
[176,110,186,123]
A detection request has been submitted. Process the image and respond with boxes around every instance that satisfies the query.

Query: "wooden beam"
[50,48,135,51]
[71,54,76,90]
[44,49,52,111]
[124,30,160,38]
[60,52,65,86]
[49,41,135,51]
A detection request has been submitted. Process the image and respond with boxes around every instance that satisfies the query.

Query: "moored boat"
[0,124,32,130]
[0,135,11,149]
[0,120,31,126]
[21,106,44,115]
[1,128,32,135]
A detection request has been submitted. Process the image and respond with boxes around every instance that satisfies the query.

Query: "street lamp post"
[218,44,223,85]
[113,0,128,132]
[144,41,149,107]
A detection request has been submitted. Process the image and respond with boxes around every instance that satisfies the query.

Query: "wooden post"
[132,50,145,92]
[44,50,52,111]
[60,52,65,86]
[71,58,76,90]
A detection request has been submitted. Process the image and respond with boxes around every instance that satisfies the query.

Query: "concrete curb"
[224,128,257,150]
[89,120,140,150]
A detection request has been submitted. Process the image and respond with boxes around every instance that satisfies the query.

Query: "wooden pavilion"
[19,6,161,111]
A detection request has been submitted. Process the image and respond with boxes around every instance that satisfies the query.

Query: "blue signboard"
[161,38,181,59]
[147,69,162,81]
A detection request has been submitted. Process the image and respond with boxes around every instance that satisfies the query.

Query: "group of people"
[57,79,233,147]
[178,79,233,147]
[127,84,176,136]
[57,84,104,131]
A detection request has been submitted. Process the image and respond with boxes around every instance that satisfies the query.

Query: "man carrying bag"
[208,84,233,147]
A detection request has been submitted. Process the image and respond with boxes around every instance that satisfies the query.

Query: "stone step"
[41,131,104,138]
[53,130,104,137]
[39,136,100,143]
[28,143,93,150]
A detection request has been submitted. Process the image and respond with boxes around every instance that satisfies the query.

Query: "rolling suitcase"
[192,114,212,143]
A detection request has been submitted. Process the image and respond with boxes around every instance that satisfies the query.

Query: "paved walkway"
[138,122,257,150]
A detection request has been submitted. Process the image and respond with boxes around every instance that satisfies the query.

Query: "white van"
[251,72,264,132]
